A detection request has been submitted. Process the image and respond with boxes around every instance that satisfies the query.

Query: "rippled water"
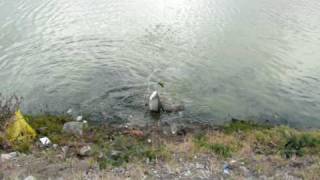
[1,0,320,127]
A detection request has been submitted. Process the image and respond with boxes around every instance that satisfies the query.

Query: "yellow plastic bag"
[6,110,36,143]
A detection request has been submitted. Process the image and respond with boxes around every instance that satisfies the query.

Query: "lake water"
[1,0,320,127]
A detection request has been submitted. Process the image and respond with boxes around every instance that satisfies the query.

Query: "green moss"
[193,133,233,158]
[12,140,32,153]
[282,134,320,158]
[94,134,170,168]
[26,114,73,144]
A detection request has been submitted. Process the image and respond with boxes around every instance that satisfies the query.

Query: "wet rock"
[149,91,161,112]
[1,152,17,161]
[24,175,36,180]
[162,103,184,113]
[79,145,92,156]
[63,121,83,136]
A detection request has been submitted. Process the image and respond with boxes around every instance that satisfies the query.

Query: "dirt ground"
[1,146,319,180]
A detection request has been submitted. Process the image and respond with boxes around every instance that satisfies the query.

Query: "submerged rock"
[63,121,83,136]
[148,91,184,113]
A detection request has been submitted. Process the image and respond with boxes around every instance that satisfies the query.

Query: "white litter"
[39,137,51,146]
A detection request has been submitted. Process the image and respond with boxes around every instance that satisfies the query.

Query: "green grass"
[193,133,233,158]
[222,119,272,134]
[26,114,73,144]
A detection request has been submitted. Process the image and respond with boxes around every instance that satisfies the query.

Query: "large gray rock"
[63,121,83,136]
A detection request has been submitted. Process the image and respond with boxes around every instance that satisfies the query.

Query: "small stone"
[53,144,58,149]
[61,146,69,158]
[79,145,92,156]
[240,166,250,176]
[126,129,144,137]
[1,152,17,161]
[63,121,83,136]
[111,150,122,158]
[24,176,36,180]
[76,116,83,121]
[67,108,73,114]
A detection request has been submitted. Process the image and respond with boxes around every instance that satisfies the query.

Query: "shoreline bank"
[1,113,320,179]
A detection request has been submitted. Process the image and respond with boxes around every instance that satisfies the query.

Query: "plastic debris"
[39,137,51,146]
[6,110,36,143]
[223,164,231,175]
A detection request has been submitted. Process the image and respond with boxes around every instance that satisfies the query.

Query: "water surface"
[1,0,320,127]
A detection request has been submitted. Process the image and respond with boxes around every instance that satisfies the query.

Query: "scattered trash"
[83,120,87,124]
[76,116,83,121]
[53,144,58,149]
[149,91,161,112]
[147,139,152,143]
[39,137,51,146]
[223,164,231,175]
[0,152,17,161]
[6,110,36,143]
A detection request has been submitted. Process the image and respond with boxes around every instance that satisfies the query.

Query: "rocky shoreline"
[1,113,320,179]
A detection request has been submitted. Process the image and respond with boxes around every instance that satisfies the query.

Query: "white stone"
[67,108,73,114]
[149,91,161,112]
[76,116,83,121]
